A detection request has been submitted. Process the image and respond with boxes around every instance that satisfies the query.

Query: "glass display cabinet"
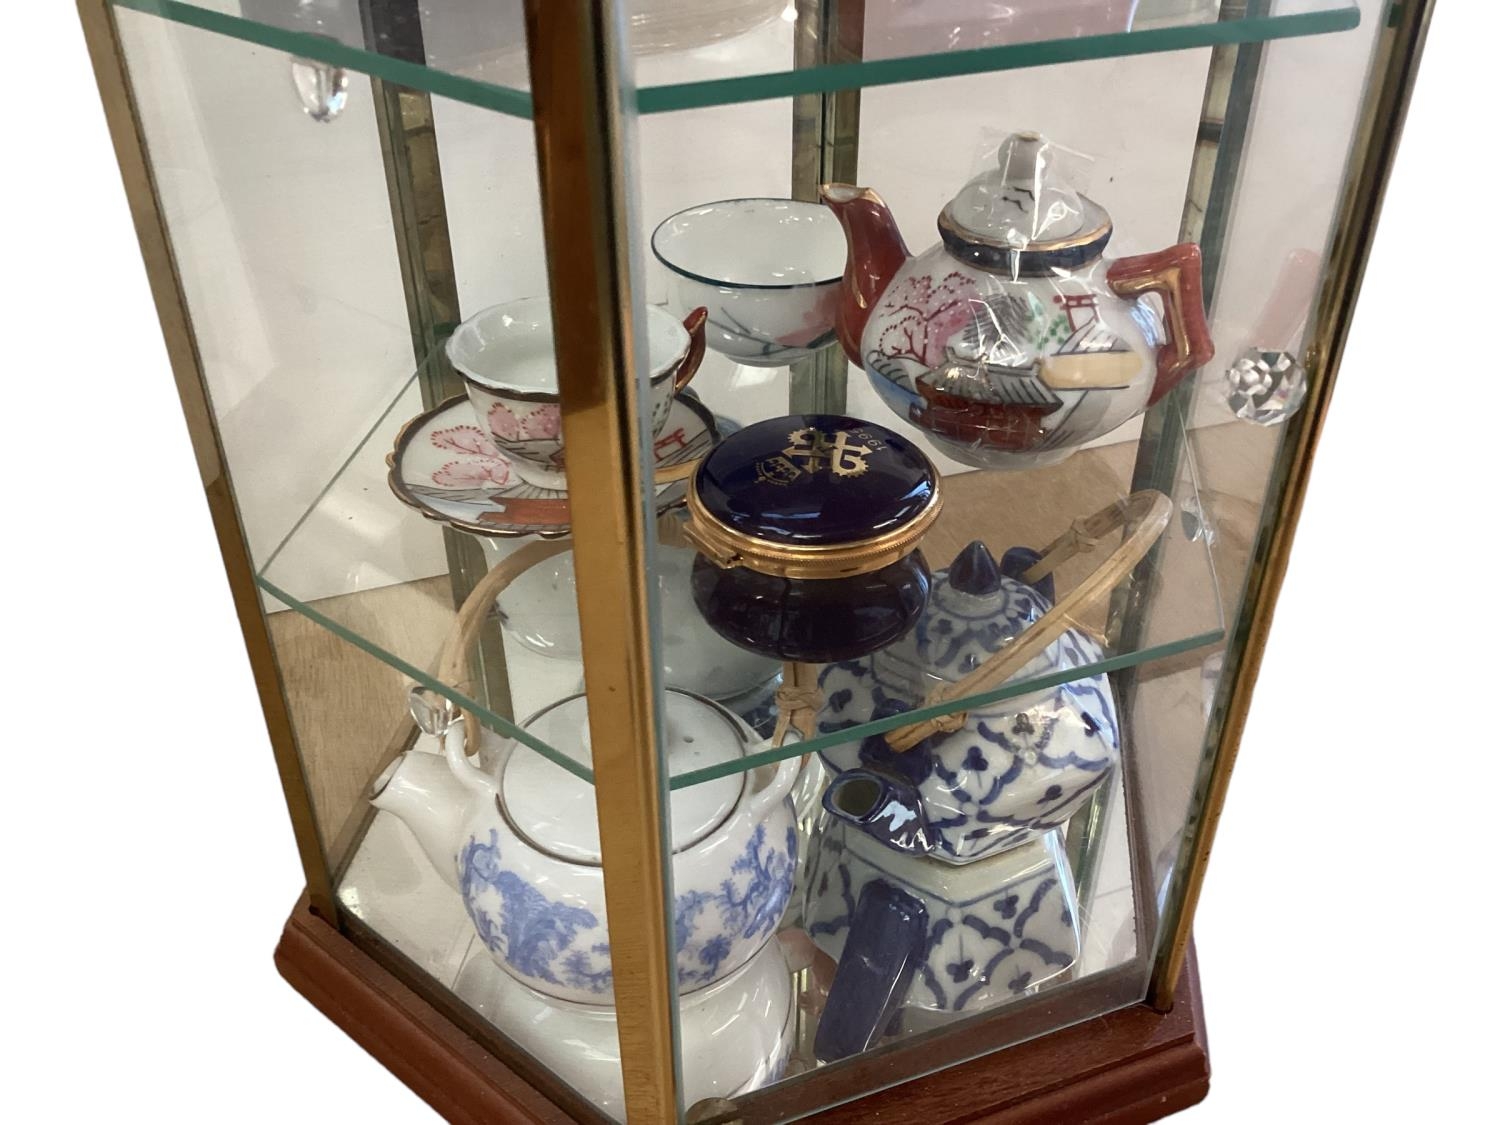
[81,0,1431,1120]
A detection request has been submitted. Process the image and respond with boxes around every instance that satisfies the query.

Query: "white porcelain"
[497,541,780,700]
[387,394,718,539]
[823,131,1213,469]
[373,688,801,1004]
[452,932,795,1121]
[802,541,1109,1060]
[805,823,1080,1030]
[652,198,843,367]
[446,297,700,489]
[815,541,1120,864]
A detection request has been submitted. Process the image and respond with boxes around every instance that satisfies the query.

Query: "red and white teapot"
[822,131,1214,469]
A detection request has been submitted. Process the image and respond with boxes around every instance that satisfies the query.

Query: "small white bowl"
[652,198,845,367]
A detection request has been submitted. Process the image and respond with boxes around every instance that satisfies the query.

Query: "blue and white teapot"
[374,686,800,1005]
[814,538,1121,863]
[803,492,1170,1060]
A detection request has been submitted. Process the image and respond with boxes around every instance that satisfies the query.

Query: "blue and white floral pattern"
[816,563,1120,863]
[805,825,1079,1015]
[460,819,796,998]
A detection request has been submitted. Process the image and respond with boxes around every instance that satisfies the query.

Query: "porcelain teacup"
[652,198,844,367]
[447,297,706,490]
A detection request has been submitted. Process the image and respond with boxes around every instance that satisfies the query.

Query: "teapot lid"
[853,541,1059,702]
[939,132,1113,276]
[500,690,747,864]
[687,413,941,578]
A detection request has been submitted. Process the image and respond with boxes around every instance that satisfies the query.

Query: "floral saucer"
[388,394,718,538]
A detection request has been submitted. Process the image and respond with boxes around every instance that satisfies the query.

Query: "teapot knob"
[408,685,458,736]
[948,540,1004,596]
[998,130,1046,186]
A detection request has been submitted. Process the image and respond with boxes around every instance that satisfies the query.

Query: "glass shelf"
[256,352,1226,790]
[116,0,1359,119]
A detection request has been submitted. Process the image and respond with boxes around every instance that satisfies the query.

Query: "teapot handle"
[745,754,803,820]
[1106,244,1214,405]
[884,490,1172,752]
[813,878,928,1062]
[438,537,575,757]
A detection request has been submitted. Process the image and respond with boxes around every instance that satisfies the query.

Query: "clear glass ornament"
[290,57,349,123]
[1179,493,1217,547]
[1224,347,1307,425]
[407,685,457,737]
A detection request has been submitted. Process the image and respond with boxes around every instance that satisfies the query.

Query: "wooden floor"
[267,419,1276,874]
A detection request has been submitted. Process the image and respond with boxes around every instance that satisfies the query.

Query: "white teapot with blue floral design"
[373,686,800,1004]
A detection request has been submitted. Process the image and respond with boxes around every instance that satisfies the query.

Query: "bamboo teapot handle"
[883,489,1172,752]
[436,538,574,756]
[435,515,695,752]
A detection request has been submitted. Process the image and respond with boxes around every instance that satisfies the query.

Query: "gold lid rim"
[684,476,943,580]
[938,195,1113,256]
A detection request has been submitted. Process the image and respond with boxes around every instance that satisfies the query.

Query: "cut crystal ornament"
[290,57,349,123]
[1224,347,1307,425]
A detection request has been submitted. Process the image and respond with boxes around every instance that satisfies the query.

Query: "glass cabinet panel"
[615,1,1386,1120]
[102,0,1409,1121]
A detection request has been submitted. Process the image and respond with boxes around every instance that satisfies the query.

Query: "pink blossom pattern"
[522,403,561,439]
[875,271,983,368]
[484,401,561,442]
[431,424,500,457]
[487,402,523,442]
[432,458,510,488]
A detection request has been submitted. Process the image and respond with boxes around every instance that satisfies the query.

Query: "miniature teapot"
[373,687,800,1005]
[822,131,1214,469]
[813,540,1121,864]
[805,822,1080,1060]
[797,497,1170,1058]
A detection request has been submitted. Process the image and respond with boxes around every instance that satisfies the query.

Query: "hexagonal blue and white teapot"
[803,492,1170,1060]
[813,538,1120,864]
[810,491,1170,865]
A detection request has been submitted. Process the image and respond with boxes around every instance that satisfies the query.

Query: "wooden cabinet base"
[275,897,1210,1124]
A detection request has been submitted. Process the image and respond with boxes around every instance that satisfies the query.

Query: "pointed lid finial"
[948,540,1005,596]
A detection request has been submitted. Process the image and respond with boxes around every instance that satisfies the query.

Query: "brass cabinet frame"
[78,0,340,918]
[1151,0,1435,1001]
[521,4,681,1118]
[81,0,1434,1119]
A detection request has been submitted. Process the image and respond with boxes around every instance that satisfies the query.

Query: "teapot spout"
[822,769,936,856]
[820,185,910,365]
[370,751,472,891]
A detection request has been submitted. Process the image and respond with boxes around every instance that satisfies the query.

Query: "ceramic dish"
[447,297,705,490]
[387,393,718,538]
[652,198,845,367]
